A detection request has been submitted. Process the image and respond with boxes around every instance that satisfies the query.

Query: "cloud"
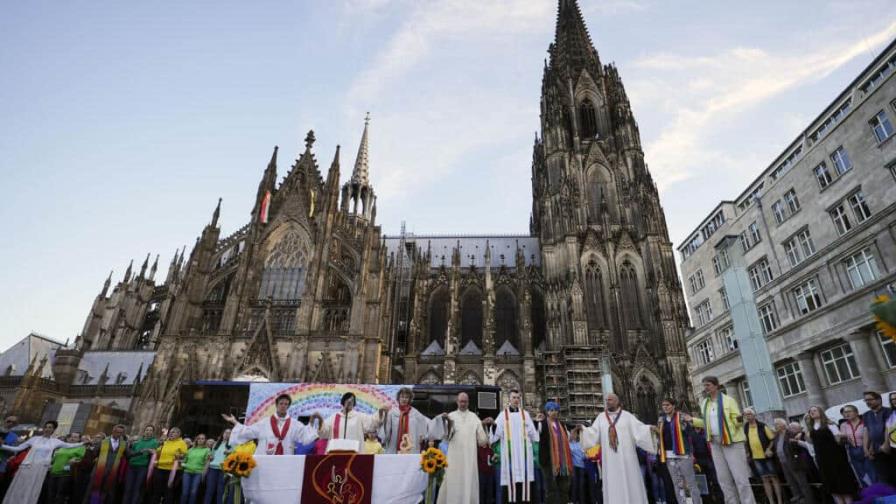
[630,20,896,190]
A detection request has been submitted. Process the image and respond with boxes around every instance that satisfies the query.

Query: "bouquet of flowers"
[872,294,896,342]
[420,447,447,504]
[222,450,257,502]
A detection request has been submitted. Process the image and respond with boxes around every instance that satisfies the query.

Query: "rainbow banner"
[244,383,408,425]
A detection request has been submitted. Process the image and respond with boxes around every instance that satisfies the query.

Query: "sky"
[1,0,895,349]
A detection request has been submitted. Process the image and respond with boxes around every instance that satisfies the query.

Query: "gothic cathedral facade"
[35,0,691,426]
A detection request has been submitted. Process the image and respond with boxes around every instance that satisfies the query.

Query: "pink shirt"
[839,419,866,448]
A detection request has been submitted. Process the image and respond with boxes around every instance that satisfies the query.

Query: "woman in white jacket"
[0,420,84,504]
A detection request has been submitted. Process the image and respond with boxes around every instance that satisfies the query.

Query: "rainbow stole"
[502,408,531,503]
[657,412,687,463]
[89,438,127,499]
[703,394,733,445]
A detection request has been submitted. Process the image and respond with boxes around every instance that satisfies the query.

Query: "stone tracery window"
[322,274,352,332]
[428,287,450,348]
[460,288,483,349]
[620,261,642,329]
[258,227,309,301]
[635,375,657,422]
[584,259,606,329]
[495,287,519,351]
[579,99,598,139]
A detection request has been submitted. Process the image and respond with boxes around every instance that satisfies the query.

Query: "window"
[783,229,816,267]
[695,339,715,366]
[741,381,754,409]
[749,222,761,245]
[720,287,730,311]
[830,146,852,175]
[748,258,774,291]
[712,255,723,276]
[814,163,834,189]
[784,189,800,214]
[870,110,894,142]
[793,278,823,315]
[879,331,896,368]
[847,191,872,223]
[682,234,704,258]
[688,270,706,294]
[579,99,598,139]
[758,302,778,334]
[701,211,726,241]
[695,300,713,327]
[830,203,853,235]
[845,248,879,289]
[776,362,807,397]
[718,325,737,352]
[820,344,860,384]
[772,200,786,224]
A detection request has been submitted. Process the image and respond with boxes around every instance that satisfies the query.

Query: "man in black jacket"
[535,401,574,504]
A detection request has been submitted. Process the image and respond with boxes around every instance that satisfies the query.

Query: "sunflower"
[423,459,437,474]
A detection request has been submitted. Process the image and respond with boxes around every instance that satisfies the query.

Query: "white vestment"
[379,407,430,454]
[1,436,84,504]
[428,410,488,504]
[320,410,381,446]
[491,408,539,502]
[581,410,656,504]
[231,414,318,455]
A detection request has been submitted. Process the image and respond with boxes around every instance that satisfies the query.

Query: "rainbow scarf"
[548,419,573,477]
[703,394,733,446]
[88,438,128,503]
[658,413,687,463]
[502,408,531,502]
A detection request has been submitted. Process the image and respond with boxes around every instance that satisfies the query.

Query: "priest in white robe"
[222,393,321,455]
[379,387,431,453]
[490,389,540,503]
[319,392,388,450]
[580,393,657,504]
[428,392,489,504]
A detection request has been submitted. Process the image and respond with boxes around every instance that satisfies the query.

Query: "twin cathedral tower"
[47,0,691,425]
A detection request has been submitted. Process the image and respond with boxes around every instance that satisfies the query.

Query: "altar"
[242,454,427,504]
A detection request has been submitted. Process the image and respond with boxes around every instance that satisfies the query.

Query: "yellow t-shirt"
[157,439,189,470]
[746,424,774,459]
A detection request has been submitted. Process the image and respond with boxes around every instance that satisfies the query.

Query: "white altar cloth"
[242,454,427,504]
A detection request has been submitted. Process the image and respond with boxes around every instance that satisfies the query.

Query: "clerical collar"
[508,406,519,413]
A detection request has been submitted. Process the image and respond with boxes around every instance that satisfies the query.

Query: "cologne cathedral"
[8,0,691,427]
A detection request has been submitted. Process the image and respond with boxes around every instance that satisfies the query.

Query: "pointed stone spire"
[149,254,159,281]
[551,0,600,75]
[211,197,222,227]
[123,260,134,283]
[351,112,370,186]
[101,270,113,297]
[139,253,150,279]
[254,146,279,222]
[326,145,341,198]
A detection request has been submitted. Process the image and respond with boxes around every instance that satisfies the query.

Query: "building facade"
[678,40,896,420]
[4,0,691,427]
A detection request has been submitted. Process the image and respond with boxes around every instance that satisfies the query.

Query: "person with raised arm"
[319,392,388,450]
[579,392,656,503]
[0,420,84,504]
[222,393,321,455]
[379,387,431,454]
[428,391,489,504]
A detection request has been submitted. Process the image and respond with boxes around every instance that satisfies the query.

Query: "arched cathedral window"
[322,274,352,333]
[530,289,547,351]
[460,289,483,351]
[584,260,606,329]
[427,287,450,350]
[258,227,309,301]
[579,99,598,139]
[495,287,519,353]
[635,376,657,422]
[620,261,642,329]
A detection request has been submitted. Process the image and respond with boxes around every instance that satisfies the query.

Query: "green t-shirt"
[50,446,86,476]
[128,437,160,467]
[182,447,211,474]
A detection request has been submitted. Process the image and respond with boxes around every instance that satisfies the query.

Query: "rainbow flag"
[259,191,271,224]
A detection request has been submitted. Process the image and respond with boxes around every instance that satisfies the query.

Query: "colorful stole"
[397,405,412,449]
[548,419,573,477]
[332,412,350,439]
[502,408,531,502]
[270,415,291,455]
[88,438,127,502]
[657,413,687,463]
[702,394,733,445]
[606,411,621,452]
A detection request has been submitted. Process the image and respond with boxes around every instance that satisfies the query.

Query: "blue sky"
[2,0,895,348]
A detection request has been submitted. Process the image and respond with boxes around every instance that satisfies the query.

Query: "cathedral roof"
[75,351,155,386]
[0,333,64,378]
[383,235,541,269]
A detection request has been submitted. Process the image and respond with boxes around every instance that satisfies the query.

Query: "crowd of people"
[0,378,894,504]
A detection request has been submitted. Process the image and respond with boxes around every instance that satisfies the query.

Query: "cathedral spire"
[211,197,222,227]
[351,112,370,186]
[101,270,113,297]
[254,146,278,223]
[139,253,150,279]
[123,260,134,283]
[149,254,159,281]
[550,0,600,75]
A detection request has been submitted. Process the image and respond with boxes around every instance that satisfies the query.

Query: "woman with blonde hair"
[803,406,858,504]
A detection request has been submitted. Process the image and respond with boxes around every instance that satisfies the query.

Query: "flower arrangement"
[222,450,257,502]
[872,294,896,342]
[420,447,447,504]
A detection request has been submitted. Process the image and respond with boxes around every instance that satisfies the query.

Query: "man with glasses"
[862,391,895,484]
